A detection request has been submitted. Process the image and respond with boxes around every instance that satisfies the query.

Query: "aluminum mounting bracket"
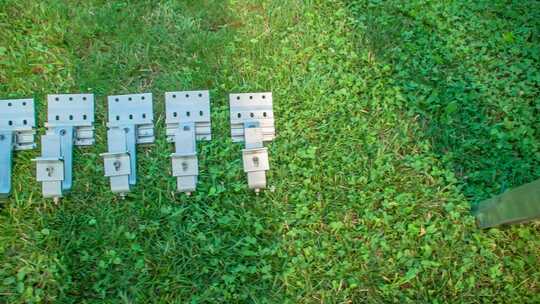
[0,99,36,198]
[165,90,211,194]
[230,92,275,143]
[101,93,154,196]
[33,94,94,200]
[229,92,275,193]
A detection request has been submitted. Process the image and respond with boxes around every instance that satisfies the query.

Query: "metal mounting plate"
[165,90,211,141]
[229,92,275,142]
[0,99,36,150]
[46,94,95,146]
[107,93,154,144]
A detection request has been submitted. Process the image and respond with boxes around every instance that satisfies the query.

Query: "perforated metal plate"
[229,92,275,142]
[46,94,95,146]
[0,99,36,150]
[107,93,154,144]
[165,90,211,141]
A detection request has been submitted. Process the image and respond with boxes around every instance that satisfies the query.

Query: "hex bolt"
[114,160,121,171]
[0,134,4,141]
[46,167,54,177]
[252,156,260,167]
[59,129,66,136]
[182,162,188,171]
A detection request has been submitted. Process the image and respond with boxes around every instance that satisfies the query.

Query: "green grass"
[0,0,538,302]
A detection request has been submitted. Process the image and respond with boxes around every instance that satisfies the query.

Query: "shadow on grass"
[347,0,540,206]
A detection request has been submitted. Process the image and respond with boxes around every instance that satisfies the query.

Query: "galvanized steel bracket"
[229,92,275,193]
[101,93,154,196]
[0,99,36,198]
[165,90,211,194]
[34,94,94,200]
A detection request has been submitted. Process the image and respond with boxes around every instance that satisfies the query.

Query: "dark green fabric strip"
[473,179,540,229]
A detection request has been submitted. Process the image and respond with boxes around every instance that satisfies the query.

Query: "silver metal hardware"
[165,90,211,194]
[0,99,36,198]
[229,92,275,193]
[101,93,154,196]
[34,94,94,200]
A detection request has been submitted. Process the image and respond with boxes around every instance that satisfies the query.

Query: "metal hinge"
[0,99,37,198]
[229,92,275,193]
[101,93,154,197]
[165,90,211,194]
[33,94,95,201]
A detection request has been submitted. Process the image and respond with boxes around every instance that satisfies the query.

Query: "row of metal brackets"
[0,91,275,201]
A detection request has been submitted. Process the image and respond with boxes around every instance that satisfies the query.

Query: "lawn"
[0,0,539,303]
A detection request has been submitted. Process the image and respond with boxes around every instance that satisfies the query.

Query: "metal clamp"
[165,90,211,194]
[33,94,95,200]
[229,92,275,193]
[101,93,154,196]
[0,99,36,198]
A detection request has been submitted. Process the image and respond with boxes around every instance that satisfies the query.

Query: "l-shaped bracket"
[0,99,36,198]
[229,92,275,193]
[34,94,94,200]
[165,90,211,194]
[102,93,154,196]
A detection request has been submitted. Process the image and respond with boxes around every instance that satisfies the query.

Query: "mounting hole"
[172,94,176,98]
[249,96,253,100]
[186,111,191,117]
[8,120,13,126]
[142,113,146,119]
[115,98,119,102]
[128,97,132,101]
[83,96,87,101]
[83,114,87,120]
[7,102,12,107]
[237,113,241,118]
[129,114,133,120]
[262,95,266,99]
[55,115,60,121]
[236,96,240,100]
[199,110,203,116]
[250,112,254,118]
[185,94,190,98]
[141,96,145,100]
[55,97,59,101]
[69,97,73,101]
[263,112,267,117]
[23,119,27,125]
[22,102,27,106]
[198,93,203,97]
[116,115,120,121]
[69,115,73,120]
[173,112,178,117]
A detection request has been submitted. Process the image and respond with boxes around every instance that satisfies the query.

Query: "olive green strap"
[473,179,540,229]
